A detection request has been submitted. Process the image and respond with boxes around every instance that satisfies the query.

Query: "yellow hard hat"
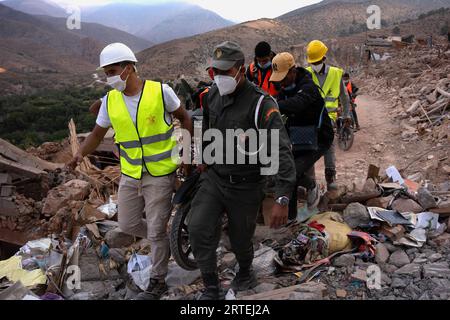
[306,40,328,64]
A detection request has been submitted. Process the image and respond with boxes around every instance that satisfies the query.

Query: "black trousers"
[188,169,265,274]
[288,145,330,220]
[351,103,360,127]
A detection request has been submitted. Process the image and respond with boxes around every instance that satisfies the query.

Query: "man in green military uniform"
[188,41,296,300]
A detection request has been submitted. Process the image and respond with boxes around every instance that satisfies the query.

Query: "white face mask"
[214,67,242,96]
[258,61,272,70]
[311,63,324,73]
[107,67,129,92]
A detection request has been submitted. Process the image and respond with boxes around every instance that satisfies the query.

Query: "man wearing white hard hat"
[68,43,192,300]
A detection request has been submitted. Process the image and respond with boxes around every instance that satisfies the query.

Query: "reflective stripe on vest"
[306,66,343,120]
[249,62,279,97]
[107,80,178,179]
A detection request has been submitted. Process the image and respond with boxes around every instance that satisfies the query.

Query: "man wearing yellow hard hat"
[305,40,351,191]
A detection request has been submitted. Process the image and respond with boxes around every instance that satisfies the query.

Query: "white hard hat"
[98,43,137,69]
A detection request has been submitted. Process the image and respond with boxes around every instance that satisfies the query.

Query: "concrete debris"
[381,225,406,241]
[389,250,411,268]
[394,263,422,277]
[375,243,390,264]
[432,233,450,246]
[366,196,394,209]
[336,289,347,298]
[333,254,356,268]
[240,282,327,300]
[423,262,450,279]
[391,198,424,213]
[253,283,278,294]
[351,269,367,282]
[105,228,136,249]
[428,253,443,263]
[343,203,371,228]
[42,180,90,216]
[417,187,438,210]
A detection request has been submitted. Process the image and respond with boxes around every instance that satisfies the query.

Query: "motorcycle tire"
[169,203,199,271]
[337,126,355,151]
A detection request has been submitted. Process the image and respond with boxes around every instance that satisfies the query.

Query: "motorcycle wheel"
[169,203,199,271]
[337,126,355,151]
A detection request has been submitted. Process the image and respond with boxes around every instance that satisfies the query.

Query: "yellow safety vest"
[107,80,178,179]
[306,66,343,121]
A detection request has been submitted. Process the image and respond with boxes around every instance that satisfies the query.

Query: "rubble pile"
[1,127,450,300]
[0,121,127,299]
[0,193,40,233]
[27,142,67,162]
[1,121,449,300]
[0,143,120,239]
[152,163,449,301]
[361,43,450,150]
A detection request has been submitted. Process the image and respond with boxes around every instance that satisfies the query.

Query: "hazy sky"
[48,0,323,22]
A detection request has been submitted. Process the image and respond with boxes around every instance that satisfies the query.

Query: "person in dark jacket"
[270,52,334,220]
[246,41,279,96]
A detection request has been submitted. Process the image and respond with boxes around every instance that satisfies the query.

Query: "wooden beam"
[0,228,40,245]
[436,87,450,99]
[69,119,98,173]
[429,205,450,217]
[328,203,349,211]
[341,190,382,204]
[0,155,46,179]
[367,164,380,180]
[0,138,63,171]
[240,282,327,300]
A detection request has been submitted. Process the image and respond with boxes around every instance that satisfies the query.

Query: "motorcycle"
[169,110,203,271]
[336,106,356,151]
[169,170,201,271]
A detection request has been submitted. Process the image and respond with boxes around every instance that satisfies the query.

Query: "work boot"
[306,183,320,209]
[198,272,222,300]
[231,267,257,292]
[198,286,221,300]
[133,278,168,300]
[325,168,338,191]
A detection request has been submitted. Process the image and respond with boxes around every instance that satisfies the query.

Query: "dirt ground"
[314,93,447,189]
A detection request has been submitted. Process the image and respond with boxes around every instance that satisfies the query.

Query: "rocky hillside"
[0,5,98,69]
[3,0,449,94]
[0,4,101,95]
[277,0,450,42]
[136,2,450,83]
[137,19,298,82]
